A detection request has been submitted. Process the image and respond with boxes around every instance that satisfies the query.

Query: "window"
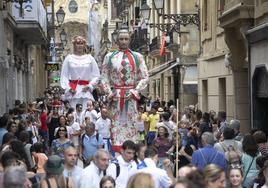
[219,78,226,112]
[202,80,208,111]
[168,77,172,100]
[203,0,208,31]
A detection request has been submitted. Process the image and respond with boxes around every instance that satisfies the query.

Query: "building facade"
[0,0,48,114]
[246,0,268,133]
[107,0,199,113]
[198,0,251,132]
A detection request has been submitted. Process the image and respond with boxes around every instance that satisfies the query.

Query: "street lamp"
[47,6,66,30]
[143,0,200,33]
[140,1,151,20]
[60,29,67,45]
[56,7,65,26]
[153,0,164,10]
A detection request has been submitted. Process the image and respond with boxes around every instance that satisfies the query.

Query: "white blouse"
[60,54,100,99]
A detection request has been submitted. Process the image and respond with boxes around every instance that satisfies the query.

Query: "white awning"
[183,66,198,84]
[152,62,180,76]
[148,60,176,76]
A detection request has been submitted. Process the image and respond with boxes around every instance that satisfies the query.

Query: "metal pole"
[175,98,179,178]
[51,0,55,38]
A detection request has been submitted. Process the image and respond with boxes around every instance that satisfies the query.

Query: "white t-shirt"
[107,155,134,188]
[79,162,105,188]
[74,111,83,124]
[81,109,99,124]
[95,117,111,138]
[70,121,81,146]
[129,158,172,188]
[63,166,83,188]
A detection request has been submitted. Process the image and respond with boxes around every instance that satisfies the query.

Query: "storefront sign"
[46,63,59,71]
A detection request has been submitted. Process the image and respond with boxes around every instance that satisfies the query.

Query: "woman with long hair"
[51,126,73,158]
[133,143,146,167]
[241,134,260,188]
[204,164,226,188]
[153,125,172,169]
[54,115,73,139]
[10,140,32,171]
[47,107,60,146]
[228,164,244,188]
[6,120,18,137]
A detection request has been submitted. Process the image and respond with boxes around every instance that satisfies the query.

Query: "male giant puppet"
[60,36,100,110]
[101,29,149,151]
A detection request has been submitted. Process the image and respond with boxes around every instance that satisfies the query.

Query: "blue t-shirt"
[81,132,104,159]
[191,146,226,171]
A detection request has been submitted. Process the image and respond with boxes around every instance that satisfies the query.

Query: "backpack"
[104,158,120,178]
[220,141,242,165]
[81,133,99,148]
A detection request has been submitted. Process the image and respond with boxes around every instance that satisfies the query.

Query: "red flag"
[160,32,166,56]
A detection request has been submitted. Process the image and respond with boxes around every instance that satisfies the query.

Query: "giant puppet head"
[72,36,87,55]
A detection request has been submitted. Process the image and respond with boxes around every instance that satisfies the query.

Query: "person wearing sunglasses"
[51,126,74,159]
[60,36,100,111]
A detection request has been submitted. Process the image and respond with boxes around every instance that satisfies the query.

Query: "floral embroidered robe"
[101,49,149,149]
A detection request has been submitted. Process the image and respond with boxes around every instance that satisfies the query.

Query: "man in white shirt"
[78,149,109,188]
[95,107,112,152]
[74,103,83,125]
[106,140,136,188]
[129,147,173,188]
[67,114,81,149]
[81,100,99,124]
[63,147,83,188]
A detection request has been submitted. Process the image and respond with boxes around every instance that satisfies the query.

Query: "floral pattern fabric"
[101,50,149,146]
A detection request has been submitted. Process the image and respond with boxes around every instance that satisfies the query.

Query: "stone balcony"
[10,0,48,45]
[219,0,254,28]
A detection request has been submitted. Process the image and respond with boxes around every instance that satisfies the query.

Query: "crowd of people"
[0,90,268,188]
[0,31,268,188]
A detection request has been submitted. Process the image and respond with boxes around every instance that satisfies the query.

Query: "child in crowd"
[178,121,189,146]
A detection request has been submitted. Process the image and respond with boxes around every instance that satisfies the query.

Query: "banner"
[160,32,166,57]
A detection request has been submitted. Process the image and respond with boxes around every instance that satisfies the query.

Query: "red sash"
[114,84,135,112]
[69,80,89,91]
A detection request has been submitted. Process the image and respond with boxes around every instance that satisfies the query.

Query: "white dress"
[60,54,100,109]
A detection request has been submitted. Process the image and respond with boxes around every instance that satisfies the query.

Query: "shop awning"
[183,66,198,84]
[149,60,177,77]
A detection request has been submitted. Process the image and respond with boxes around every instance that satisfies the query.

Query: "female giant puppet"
[60,36,100,110]
[101,29,149,151]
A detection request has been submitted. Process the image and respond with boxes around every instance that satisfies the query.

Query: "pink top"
[34,153,48,174]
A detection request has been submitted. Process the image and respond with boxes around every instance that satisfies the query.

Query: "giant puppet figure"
[101,29,149,151]
[60,36,100,110]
